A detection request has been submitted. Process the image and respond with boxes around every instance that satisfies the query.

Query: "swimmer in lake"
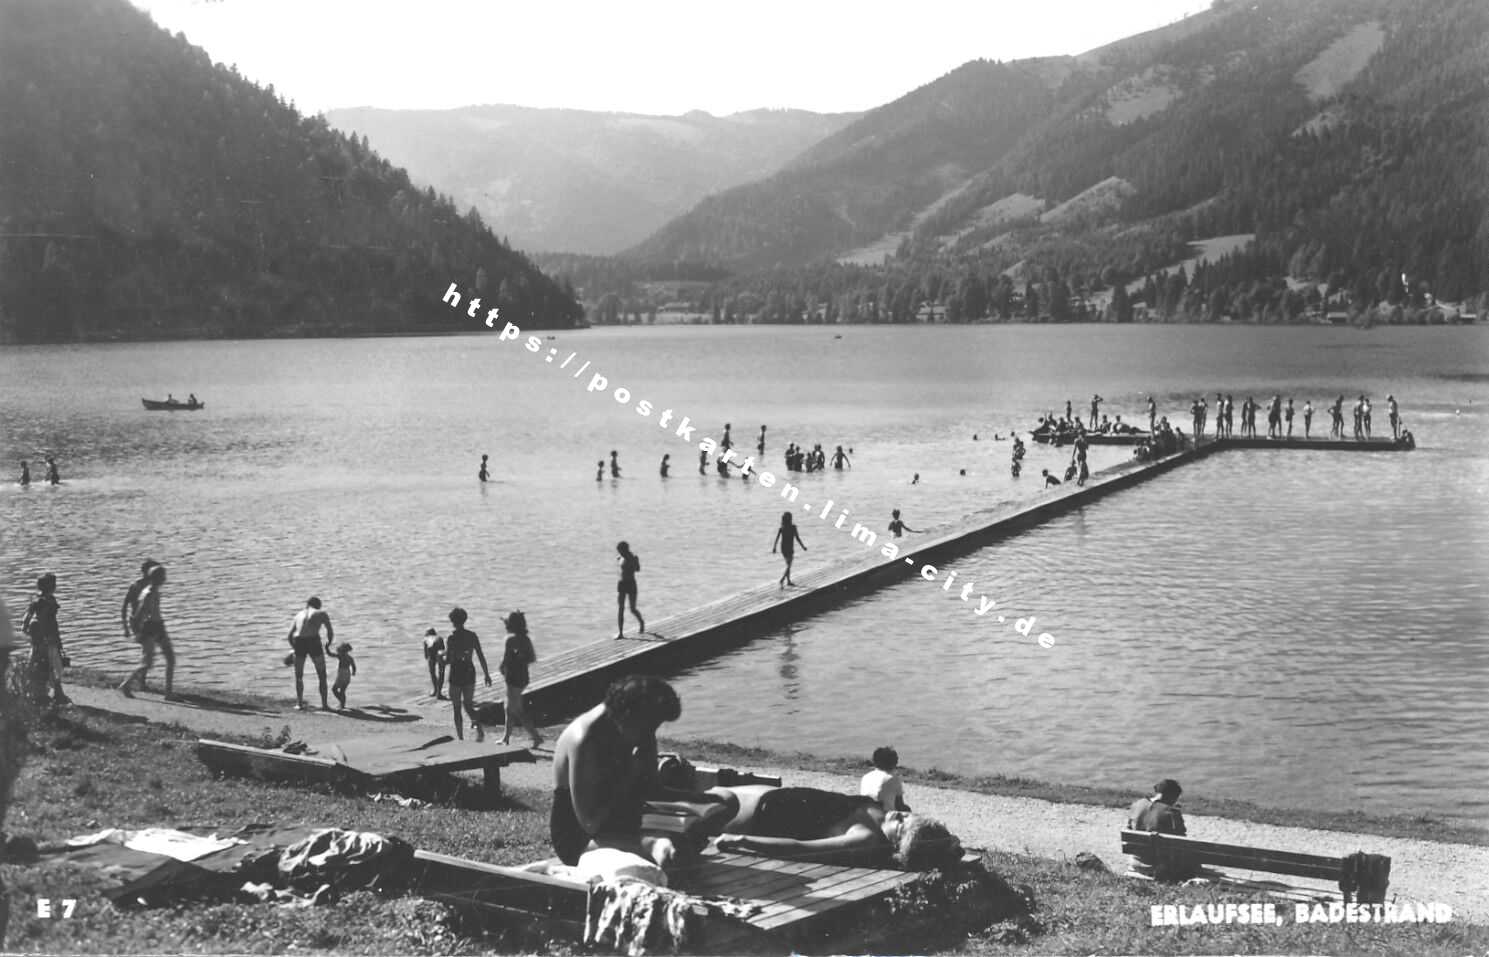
[659,454,670,478]
[911,473,920,485]
[479,454,490,482]
[595,460,604,482]
[609,450,621,478]
[1042,469,1060,488]
[699,450,708,475]
[757,425,767,456]
[887,509,920,538]
[18,461,29,487]
[772,511,807,587]
[45,456,59,485]
[831,445,851,470]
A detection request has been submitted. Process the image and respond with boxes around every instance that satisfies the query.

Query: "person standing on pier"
[285,596,333,711]
[1065,399,1074,422]
[423,627,447,699]
[1213,393,1224,440]
[21,574,68,708]
[1268,396,1282,439]
[772,512,807,587]
[1303,400,1313,439]
[121,563,174,700]
[1224,395,1235,438]
[1362,396,1373,438]
[1146,397,1157,434]
[445,607,491,742]
[1198,396,1207,438]
[1388,395,1400,440]
[1330,396,1344,438]
[1190,399,1202,437]
[499,610,542,748]
[1089,394,1103,429]
[1352,396,1364,440]
[615,542,645,639]
[1285,398,1295,437]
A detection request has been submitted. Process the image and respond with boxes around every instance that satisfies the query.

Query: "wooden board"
[1120,829,1365,882]
[196,736,533,790]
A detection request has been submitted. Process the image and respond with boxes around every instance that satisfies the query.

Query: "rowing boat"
[142,398,204,411]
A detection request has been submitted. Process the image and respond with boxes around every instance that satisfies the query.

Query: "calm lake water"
[2,324,1486,821]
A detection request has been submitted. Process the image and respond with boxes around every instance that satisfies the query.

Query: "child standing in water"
[331,642,356,709]
[478,454,490,482]
[771,511,807,587]
[595,460,605,482]
[615,542,645,639]
[499,611,542,748]
[423,627,446,699]
[887,509,920,538]
[659,454,670,477]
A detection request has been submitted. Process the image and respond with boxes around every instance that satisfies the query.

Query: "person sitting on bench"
[713,784,961,870]
[1127,778,1199,880]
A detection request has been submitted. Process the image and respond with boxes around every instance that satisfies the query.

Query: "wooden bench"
[1120,829,1391,903]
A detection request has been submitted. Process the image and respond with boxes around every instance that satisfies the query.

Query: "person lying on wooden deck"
[712,785,962,870]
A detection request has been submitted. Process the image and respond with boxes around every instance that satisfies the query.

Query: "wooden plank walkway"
[441,434,1407,724]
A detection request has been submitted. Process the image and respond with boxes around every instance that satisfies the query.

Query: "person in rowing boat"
[712,784,961,870]
[187,393,198,407]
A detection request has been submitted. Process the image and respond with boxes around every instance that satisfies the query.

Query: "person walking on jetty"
[887,509,920,538]
[18,461,29,487]
[831,445,851,470]
[21,573,68,708]
[861,746,910,813]
[1284,398,1295,437]
[498,610,542,748]
[615,541,645,639]
[423,627,447,699]
[330,642,356,710]
[285,596,334,711]
[1303,399,1314,438]
[445,607,491,742]
[121,563,174,699]
[772,511,807,587]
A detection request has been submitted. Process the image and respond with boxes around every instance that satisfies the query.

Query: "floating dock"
[465,436,1407,724]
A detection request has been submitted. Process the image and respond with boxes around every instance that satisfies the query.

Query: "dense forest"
[613,0,1488,326]
[0,0,582,343]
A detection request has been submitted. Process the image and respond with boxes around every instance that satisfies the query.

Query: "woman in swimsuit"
[771,511,806,587]
[498,610,542,748]
[713,785,962,870]
[615,542,644,639]
[444,607,492,742]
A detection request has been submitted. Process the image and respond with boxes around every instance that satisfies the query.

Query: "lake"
[1,323,1486,821]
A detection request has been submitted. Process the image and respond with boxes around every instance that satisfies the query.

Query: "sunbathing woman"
[712,785,962,870]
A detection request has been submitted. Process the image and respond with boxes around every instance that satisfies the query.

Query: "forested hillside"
[620,0,1488,325]
[326,105,857,256]
[0,0,581,343]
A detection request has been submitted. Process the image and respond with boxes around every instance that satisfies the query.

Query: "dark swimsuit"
[751,788,877,841]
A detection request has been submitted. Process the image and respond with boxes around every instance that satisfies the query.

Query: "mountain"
[324,105,858,256]
[0,0,581,343]
[624,0,1488,321]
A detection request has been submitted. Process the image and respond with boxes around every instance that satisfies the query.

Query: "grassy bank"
[3,707,1485,955]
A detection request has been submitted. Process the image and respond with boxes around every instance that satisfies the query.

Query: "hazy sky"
[129,0,1206,116]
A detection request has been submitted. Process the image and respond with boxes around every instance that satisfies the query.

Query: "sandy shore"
[57,684,1489,922]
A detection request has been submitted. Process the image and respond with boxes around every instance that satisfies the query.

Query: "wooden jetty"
[196,733,534,796]
[464,435,1409,724]
[412,846,925,952]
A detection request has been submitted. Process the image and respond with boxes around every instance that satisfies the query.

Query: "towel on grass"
[65,827,245,862]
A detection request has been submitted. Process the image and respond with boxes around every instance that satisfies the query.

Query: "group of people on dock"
[16,456,61,487]
[1188,392,1408,444]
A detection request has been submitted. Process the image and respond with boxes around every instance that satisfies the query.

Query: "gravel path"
[59,686,1489,922]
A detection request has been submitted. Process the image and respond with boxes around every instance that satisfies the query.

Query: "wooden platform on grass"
[196,734,535,793]
[463,433,1411,724]
[411,846,923,951]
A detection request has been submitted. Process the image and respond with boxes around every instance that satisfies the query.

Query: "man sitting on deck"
[551,676,736,868]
